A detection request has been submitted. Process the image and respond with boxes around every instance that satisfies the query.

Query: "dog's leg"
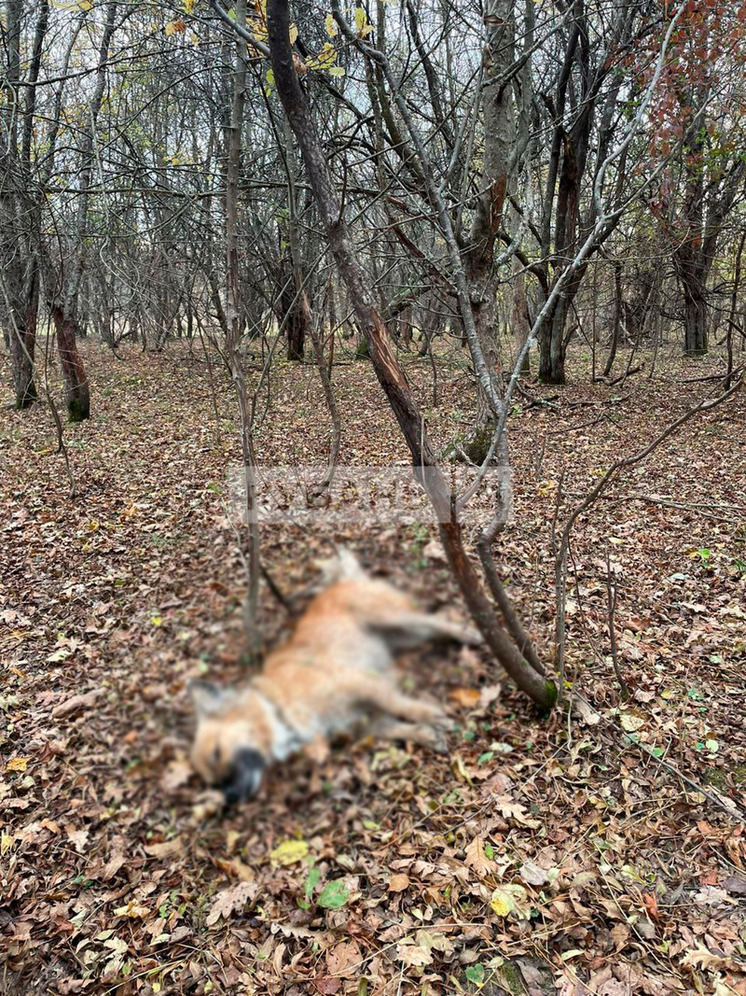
[339,673,448,726]
[369,611,484,649]
[368,715,448,753]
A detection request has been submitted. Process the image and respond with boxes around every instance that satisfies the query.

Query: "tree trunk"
[2,0,38,408]
[224,0,261,659]
[681,263,708,355]
[267,0,556,712]
[538,295,569,384]
[465,0,515,421]
[602,260,622,378]
[286,307,306,361]
[510,260,531,376]
[51,305,90,422]
[49,1,116,419]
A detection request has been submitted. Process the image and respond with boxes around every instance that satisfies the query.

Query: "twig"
[260,564,295,616]
[605,541,628,698]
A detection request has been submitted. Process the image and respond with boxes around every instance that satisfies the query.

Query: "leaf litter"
[0,343,745,994]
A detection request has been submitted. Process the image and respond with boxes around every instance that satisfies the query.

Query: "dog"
[189,548,483,804]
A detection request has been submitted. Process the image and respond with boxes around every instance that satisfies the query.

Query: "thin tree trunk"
[602,260,622,378]
[224,0,261,660]
[267,0,556,710]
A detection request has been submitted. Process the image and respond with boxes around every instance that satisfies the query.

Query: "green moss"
[703,765,746,789]
[536,680,558,717]
[497,961,526,995]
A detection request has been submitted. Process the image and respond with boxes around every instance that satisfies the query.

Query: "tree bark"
[51,306,90,422]
[465,0,515,418]
[1,0,39,408]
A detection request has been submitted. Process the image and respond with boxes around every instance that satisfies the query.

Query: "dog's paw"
[429,709,454,733]
[416,701,450,725]
[418,724,449,753]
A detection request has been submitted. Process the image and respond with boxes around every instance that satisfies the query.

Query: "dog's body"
[190,550,482,803]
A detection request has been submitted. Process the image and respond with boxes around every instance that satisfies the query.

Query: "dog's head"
[189,680,269,805]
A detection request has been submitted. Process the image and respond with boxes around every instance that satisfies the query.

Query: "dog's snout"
[221,748,267,805]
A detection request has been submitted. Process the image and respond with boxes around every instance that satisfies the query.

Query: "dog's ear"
[189,679,228,717]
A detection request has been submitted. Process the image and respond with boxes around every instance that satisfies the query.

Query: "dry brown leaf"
[160,758,193,792]
[144,837,184,859]
[465,836,494,878]
[205,882,258,926]
[396,941,432,967]
[388,872,410,892]
[449,687,481,708]
[519,858,549,887]
[215,856,255,881]
[51,689,103,718]
[325,940,362,977]
[65,826,89,853]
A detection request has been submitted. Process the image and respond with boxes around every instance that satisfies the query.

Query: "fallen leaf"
[65,826,89,853]
[449,687,481,708]
[51,689,103,718]
[317,880,349,909]
[325,940,361,977]
[205,882,257,925]
[519,859,549,887]
[465,836,494,878]
[270,839,309,866]
[144,837,184,859]
[160,759,193,792]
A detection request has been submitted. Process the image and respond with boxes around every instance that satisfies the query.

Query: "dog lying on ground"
[189,549,482,804]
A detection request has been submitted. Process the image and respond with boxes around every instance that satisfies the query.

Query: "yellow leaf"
[151,616,163,626]
[307,41,337,70]
[165,19,186,36]
[88,520,99,531]
[7,757,28,772]
[489,889,514,916]
[266,68,275,86]
[289,23,298,44]
[490,884,531,919]
[328,65,345,77]
[1,833,13,855]
[354,6,367,32]
[325,13,338,36]
[182,0,195,11]
[269,839,308,866]
[114,900,150,919]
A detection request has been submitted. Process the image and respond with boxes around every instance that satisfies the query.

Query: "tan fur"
[189,550,482,801]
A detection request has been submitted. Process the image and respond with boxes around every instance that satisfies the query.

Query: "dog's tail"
[315,546,367,584]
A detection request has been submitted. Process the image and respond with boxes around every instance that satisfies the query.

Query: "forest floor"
[1,339,745,996]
